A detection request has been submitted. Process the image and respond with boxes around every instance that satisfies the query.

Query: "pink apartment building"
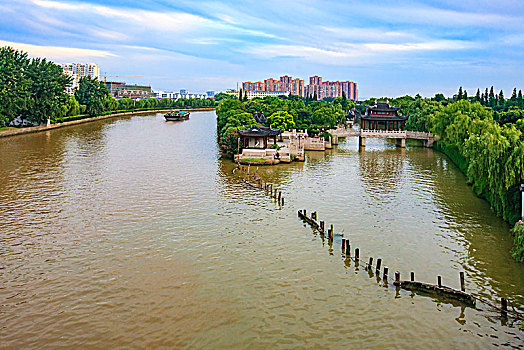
[242,75,358,100]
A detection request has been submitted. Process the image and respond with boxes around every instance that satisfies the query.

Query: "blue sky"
[1,0,523,98]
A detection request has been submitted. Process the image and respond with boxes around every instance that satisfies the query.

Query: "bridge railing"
[406,131,435,139]
[361,129,407,137]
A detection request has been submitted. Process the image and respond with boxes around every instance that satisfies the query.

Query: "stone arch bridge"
[330,126,440,148]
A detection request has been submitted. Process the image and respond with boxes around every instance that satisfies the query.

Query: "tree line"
[0,46,215,128]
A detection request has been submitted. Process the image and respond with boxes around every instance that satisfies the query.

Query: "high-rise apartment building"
[243,75,304,99]
[61,63,100,95]
[305,77,358,101]
[242,75,357,100]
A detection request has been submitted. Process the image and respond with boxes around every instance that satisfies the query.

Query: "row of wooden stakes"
[297,209,521,317]
[237,165,284,206]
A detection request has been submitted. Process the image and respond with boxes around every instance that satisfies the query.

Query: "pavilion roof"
[238,125,281,137]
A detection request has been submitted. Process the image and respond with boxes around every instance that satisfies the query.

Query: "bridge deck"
[331,128,437,140]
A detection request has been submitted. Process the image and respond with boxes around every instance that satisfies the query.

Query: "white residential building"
[61,63,101,95]
[154,91,210,100]
[246,90,290,99]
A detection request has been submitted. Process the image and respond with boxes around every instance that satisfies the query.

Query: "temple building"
[361,102,408,130]
[238,125,281,150]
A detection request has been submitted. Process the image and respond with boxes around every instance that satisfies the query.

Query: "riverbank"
[0,108,215,139]
[434,140,524,262]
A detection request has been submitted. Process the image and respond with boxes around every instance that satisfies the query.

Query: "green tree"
[475,89,481,102]
[214,92,236,102]
[238,88,243,101]
[24,57,71,124]
[457,86,463,100]
[118,97,134,110]
[433,93,446,102]
[60,95,81,118]
[498,90,505,106]
[75,76,110,117]
[219,129,241,159]
[0,46,30,126]
[511,88,517,101]
[267,111,295,131]
[311,105,338,127]
[489,86,495,107]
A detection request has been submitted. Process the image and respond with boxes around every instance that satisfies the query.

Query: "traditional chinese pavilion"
[238,125,281,149]
[361,102,408,130]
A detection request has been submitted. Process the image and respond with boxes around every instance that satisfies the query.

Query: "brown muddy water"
[0,111,523,348]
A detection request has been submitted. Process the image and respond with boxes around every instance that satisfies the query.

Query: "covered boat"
[164,111,190,121]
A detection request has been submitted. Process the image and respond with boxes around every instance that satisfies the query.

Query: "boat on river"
[164,111,190,121]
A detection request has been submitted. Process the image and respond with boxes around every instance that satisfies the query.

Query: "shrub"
[511,223,524,262]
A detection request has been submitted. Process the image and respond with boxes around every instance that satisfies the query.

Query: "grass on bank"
[241,158,270,163]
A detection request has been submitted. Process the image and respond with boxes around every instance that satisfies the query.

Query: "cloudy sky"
[1,0,523,98]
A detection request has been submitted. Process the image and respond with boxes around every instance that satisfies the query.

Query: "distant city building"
[154,90,210,100]
[61,63,100,95]
[105,81,153,99]
[180,89,187,94]
[246,90,290,99]
[206,91,215,97]
[242,75,357,100]
[243,75,304,98]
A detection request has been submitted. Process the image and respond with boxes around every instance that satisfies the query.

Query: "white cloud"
[0,40,116,60]
[31,0,275,38]
[245,39,478,65]
[356,3,523,28]
[320,26,419,42]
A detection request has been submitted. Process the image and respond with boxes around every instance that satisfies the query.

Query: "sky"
[1,0,523,98]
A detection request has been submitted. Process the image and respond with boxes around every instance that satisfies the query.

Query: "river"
[0,111,523,348]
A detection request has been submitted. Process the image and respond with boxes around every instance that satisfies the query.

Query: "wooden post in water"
[395,271,400,285]
[437,275,442,288]
[460,271,465,292]
[330,224,333,239]
[341,239,346,253]
[383,266,389,280]
[312,212,317,220]
[320,221,324,232]
[501,298,508,316]
[368,257,373,269]
[376,259,382,274]
[281,197,284,206]
[355,248,359,262]
[345,243,350,256]
[411,272,415,282]
[278,191,281,202]
[303,209,307,218]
